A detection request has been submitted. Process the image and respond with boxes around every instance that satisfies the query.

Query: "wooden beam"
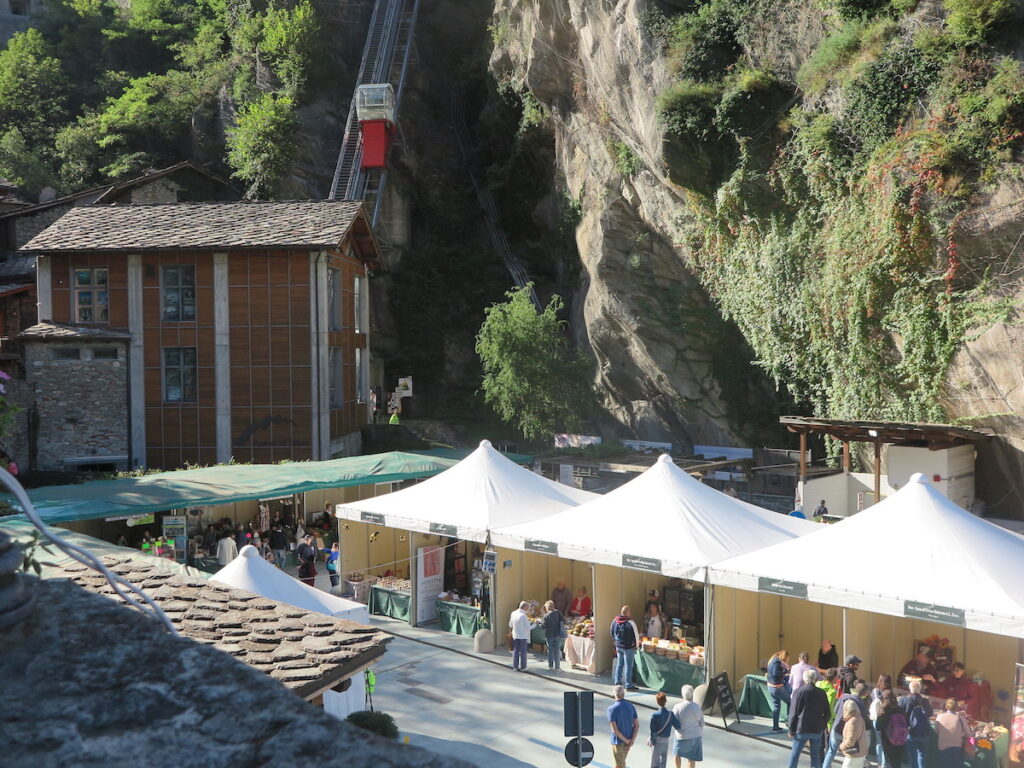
[842,441,851,473]
[873,440,882,507]
[799,432,808,485]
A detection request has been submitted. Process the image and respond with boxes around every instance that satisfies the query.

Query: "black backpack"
[907,696,931,738]
[612,619,636,649]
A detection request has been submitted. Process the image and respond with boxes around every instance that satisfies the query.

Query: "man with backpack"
[610,605,640,691]
[898,679,935,768]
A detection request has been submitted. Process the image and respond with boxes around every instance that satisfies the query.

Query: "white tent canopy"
[491,454,818,579]
[211,545,367,621]
[333,440,597,543]
[709,473,1024,638]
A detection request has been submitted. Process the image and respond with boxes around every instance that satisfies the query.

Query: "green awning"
[6,451,458,525]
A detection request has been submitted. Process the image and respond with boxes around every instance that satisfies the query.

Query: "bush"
[657,80,723,139]
[610,140,641,176]
[797,17,897,93]
[714,69,792,139]
[944,0,1019,45]
[822,0,889,20]
[346,711,399,740]
[668,0,741,80]
[226,92,298,198]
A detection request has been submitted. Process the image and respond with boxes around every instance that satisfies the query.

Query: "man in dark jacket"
[838,654,862,694]
[822,680,870,766]
[788,669,830,768]
[898,679,934,768]
[609,605,640,691]
[268,524,288,570]
[295,534,318,587]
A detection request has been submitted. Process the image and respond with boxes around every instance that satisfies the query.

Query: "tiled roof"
[21,200,366,252]
[61,555,390,699]
[0,255,35,279]
[20,322,131,341]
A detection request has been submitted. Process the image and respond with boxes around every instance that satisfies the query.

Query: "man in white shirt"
[509,601,532,671]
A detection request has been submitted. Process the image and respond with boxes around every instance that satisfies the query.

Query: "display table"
[565,634,596,671]
[634,651,705,693]
[435,599,480,637]
[925,725,1007,768]
[737,674,788,721]
[369,585,411,621]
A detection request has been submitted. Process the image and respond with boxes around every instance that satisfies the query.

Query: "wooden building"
[20,200,377,471]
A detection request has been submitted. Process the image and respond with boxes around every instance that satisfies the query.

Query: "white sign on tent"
[416,545,443,624]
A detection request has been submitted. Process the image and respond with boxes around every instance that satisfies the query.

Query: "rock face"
[490,0,780,446]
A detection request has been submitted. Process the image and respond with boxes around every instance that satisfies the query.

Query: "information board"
[709,671,740,729]
[415,545,444,625]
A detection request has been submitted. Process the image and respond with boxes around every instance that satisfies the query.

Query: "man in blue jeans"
[898,679,934,768]
[610,605,640,690]
[822,680,871,765]
[788,669,830,768]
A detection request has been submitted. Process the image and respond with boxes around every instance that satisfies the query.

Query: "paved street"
[364,615,794,768]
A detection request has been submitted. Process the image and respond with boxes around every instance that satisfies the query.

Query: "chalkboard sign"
[711,671,740,729]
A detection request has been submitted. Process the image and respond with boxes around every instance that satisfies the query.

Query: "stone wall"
[14,204,70,250]
[25,340,129,470]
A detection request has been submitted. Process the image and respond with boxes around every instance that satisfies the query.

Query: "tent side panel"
[573,560,594,613]
[822,604,843,656]
[712,586,738,691]
[494,546,524,640]
[341,519,370,577]
[758,592,782,665]
[733,589,760,690]
[522,551,549,608]
[844,608,872,671]
[781,595,822,667]
[593,563,620,675]
[965,630,1019,724]
[620,568,646,630]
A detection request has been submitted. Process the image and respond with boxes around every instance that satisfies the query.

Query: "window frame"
[355,347,367,403]
[162,346,198,403]
[160,265,197,322]
[328,347,344,408]
[353,275,365,334]
[71,267,109,324]
[327,267,342,331]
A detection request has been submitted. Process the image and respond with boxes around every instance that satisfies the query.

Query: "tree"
[0,129,56,193]
[0,29,69,149]
[475,285,593,440]
[226,92,297,198]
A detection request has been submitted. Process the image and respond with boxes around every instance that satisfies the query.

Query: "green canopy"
[7,451,458,525]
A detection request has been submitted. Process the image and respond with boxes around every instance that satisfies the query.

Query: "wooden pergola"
[780,416,993,506]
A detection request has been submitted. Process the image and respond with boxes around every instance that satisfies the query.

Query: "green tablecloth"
[737,674,788,721]
[924,726,1006,768]
[634,650,705,693]
[531,626,548,646]
[435,600,480,637]
[369,585,411,621]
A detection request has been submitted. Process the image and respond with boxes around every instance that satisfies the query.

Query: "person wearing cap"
[839,654,862,696]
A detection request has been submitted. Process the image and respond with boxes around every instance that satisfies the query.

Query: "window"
[52,347,80,361]
[73,268,108,323]
[329,348,343,407]
[163,347,197,402]
[10,0,29,16]
[161,266,196,321]
[355,347,367,403]
[354,275,365,334]
[93,347,118,360]
[327,268,341,331]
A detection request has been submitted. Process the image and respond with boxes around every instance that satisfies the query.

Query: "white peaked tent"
[709,473,1024,638]
[491,453,818,579]
[334,440,597,542]
[212,545,370,719]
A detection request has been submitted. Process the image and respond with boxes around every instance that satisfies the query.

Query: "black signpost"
[563,691,595,767]
[710,671,740,729]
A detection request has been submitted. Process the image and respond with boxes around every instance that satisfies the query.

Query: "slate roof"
[21,200,367,252]
[60,555,390,700]
[0,255,36,280]
[20,322,131,341]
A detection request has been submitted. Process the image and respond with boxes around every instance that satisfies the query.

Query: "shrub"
[657,80,723,139]
[944,0,1019,45]
[797,17,897,93]
[668,0,741,80]
[822,0,889,20]
[346,711,399,740]
[610,140,641,176]
[226,92,298,198]
[714,69,792,139]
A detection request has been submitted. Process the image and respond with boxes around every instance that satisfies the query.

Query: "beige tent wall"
[780,595,823,664]
[594,563,620,674]
[494,546,524,631]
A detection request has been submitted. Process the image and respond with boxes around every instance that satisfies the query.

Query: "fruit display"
[376,575,411,593]
[640,637,705,665]
[569,617,594,637]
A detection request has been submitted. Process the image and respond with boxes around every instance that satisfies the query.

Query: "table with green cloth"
[737,674,788,721]
[369,585,411,621]
[634,650,705,694]
[924,726,1007,768]
[435,599,481,637]
[531,625,548,646]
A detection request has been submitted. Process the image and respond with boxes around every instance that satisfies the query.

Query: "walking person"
[648,692,679,768]
[671,684,704,768]
[897,679,934,768]
[608,685,639,768]
[269,522,288,570]
[838,699,870,768]
[323,541,340,590]
[875,690,908,768]
[871,674,895,767]
[823,680,871,766]
[789,669,831,768]
[295,533,318,587]
[768,649,792,732]
[934,698,971,768]
[610,605,640,690]
[509,601,532,672]
[542,600,565,670]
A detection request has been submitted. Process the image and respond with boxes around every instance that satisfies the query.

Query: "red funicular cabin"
[356,84,396,169]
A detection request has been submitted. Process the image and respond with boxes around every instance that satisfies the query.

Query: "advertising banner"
[1010,663,1024,766]
[416,545,444,625]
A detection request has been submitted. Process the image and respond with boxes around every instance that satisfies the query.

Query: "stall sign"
[482,550,496,574]
[758,577,808,599]
[360,511,385,525]
[124,514,155,528]
[525,539,559,555]
[429,523,458,537]
[709,671,741,729]
[622,554,661,573]
[903,601,965,627]
[415,545,444,625]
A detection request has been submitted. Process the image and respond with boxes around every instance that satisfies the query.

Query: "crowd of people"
[769,642,975,768]
[607,684,705,768]
[507,580,593,672]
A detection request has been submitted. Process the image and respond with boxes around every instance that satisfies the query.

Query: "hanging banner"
[416,545,444,625]
[525,539,559,555]
[1009,663,1023,766]
[622,554,661,573]
[903,601,965,627]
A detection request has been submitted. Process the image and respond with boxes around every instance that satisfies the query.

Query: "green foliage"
[610,140,641,176]
[657,80,723,139]
[797,16,898,93]
[17,530,56,576]
[346,710,399,740]
[943,0,1018,45]
[476,285,593,440]
[821,0,889,21]
[259,0,318,96]
[0,129,56,193]
[668,0,742,80]
[519,90,548,132]
[714,69,792,139]
[226,92,297,198]
[0,29,68,149]
[640,5,676,47]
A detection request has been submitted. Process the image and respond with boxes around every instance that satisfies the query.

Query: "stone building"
[21,199,377,471]
[0,0,38,48]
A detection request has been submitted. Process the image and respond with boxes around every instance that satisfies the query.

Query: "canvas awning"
[334,440,596,543]
[708,473,1024,638]
[6,452,458,525]
[490,454,818,579]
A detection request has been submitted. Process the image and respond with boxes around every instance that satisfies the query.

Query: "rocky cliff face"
[489,0,782,447]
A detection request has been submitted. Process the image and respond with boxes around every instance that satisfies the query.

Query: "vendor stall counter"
[737,674,788,721]
[435,598,481,637]
[634,650,705,693]
[566,634,596,672]
[369,584,410,622]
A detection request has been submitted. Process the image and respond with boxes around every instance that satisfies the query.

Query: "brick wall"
[25,341,129,471]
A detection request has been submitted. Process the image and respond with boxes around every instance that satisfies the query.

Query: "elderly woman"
[671,684,704,768]
[839,698,870,768]
[934,698,971,768]
[570,586,592,617]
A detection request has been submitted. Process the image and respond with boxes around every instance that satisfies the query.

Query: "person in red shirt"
[942,662,974,709]
[570,586,592,617]
[900,647,938,693]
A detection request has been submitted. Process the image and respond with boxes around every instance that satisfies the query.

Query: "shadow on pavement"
[405,734,539,768]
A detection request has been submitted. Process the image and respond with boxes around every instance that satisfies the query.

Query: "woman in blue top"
[649,692,680,768]
[766,649,792,732]
[323,541,340,589]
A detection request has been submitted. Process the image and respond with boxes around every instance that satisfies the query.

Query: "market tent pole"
[704,583,715,696]
[873,441,882,506]
[842,441,851,473]
[842,607,848,666]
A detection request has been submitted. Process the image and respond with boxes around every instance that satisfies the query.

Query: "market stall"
[708,474,1024,726]
[335,441,596,638]
[368,576,411,622]
[635,639,706,693]
[491,454,817,678]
